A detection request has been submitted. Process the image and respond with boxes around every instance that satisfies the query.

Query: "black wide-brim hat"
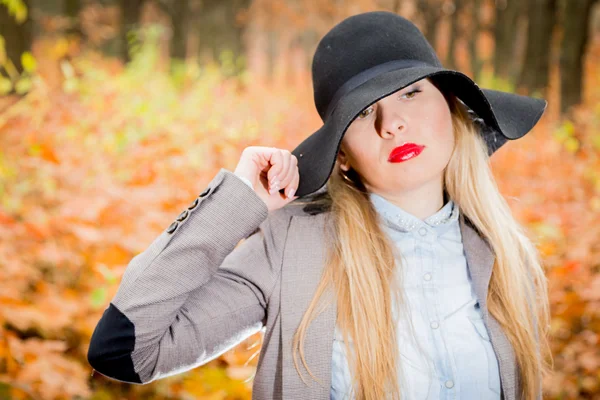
[289,11,547,198]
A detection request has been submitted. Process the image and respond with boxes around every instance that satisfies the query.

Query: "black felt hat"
[289,11,547,197]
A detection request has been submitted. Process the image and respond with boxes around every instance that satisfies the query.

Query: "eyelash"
[356,89,422,120]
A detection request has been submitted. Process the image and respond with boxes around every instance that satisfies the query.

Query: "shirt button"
[423,273,432,281]
[445,380,454,388]
[418,227,428,236]
[430,321,439,329]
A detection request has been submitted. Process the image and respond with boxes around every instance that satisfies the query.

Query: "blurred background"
[0,0,599,399]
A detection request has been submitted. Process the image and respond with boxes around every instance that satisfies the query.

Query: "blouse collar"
[368,191,459,233]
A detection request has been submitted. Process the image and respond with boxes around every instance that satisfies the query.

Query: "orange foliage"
[0,21,599,400]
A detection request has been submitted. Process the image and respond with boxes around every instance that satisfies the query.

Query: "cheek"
[352,144,380,169]
[428,107,454,148]
[344,129,379,164]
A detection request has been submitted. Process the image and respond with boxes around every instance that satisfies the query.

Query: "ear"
[337,143,350,171]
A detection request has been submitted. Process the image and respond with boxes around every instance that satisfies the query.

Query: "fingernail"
[270,176,279,186]
[287,188,295,199]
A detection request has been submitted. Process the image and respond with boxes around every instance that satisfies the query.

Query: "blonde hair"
[290,80,552,399]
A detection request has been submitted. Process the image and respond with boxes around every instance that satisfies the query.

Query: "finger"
[286,169,300,199]
[275,149,290,186]
[278,152,295,188]
[267,149,283,186]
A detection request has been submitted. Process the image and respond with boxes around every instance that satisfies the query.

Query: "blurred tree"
[30,0,85,44]
[30,0,63,38]
[36,0,62,13]
[83,0,124,58]
[517,0,557,97]
[493,0,523,82]
[266,16,277,82]
[445,0,465,70]
[296,27,319,74]
[0,0,32,76]
[64,0,82,36]
[119,0,145,62]
[196,0,251,76]
[416,0,442,49]
[559,0,598,114]
[168,0,190,60]
[467,0,484,81]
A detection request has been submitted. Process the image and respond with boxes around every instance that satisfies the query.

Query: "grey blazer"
[88,168,539,400]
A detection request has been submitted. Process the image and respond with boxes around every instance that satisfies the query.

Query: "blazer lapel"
[460,213,518,400]
[280,213,337,399]
[279,211,517,400]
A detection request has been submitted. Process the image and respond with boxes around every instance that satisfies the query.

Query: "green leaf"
[531,221,563,240]
[0,76,12,95]
[564,137,579,153]
[0,35,6,65]
[90,287,107,308]
[591,134,600,151]
[21,51,36,73]
[562,120,575,135]
[14,76,31,94]
[63,78,78,93]
[1,0,28,23]
[28,143,41,156]
[97,264,118,285]
[553,120,576,143]
[14,2,27,23]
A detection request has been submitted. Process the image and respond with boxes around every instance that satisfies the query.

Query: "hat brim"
[291,66,547,197]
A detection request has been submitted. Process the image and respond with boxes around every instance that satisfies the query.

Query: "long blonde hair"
[290,80,552,399]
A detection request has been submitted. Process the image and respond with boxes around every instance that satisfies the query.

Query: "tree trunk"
[196,0,251,76]
[417,0,442,49]
[445,0,464,70]
[0,0,33,76]
[119,0,145,62]
[468,0,484,81]
[300,29,319,74]
[493,0,522,81]
[169,0,189,60]
[559,0,597,114]
[517,0,557,96]
[265,28,278,83]
[30,0,62,37]
[64,0,82,36]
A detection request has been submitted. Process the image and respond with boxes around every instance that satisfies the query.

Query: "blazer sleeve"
[87,168,282,384]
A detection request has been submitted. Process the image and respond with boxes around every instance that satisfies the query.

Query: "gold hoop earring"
[340,168,353,183]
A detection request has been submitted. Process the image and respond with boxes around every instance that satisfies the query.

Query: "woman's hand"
[234,146,300,212]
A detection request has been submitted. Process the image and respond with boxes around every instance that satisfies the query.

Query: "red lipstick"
[388,143,425,163]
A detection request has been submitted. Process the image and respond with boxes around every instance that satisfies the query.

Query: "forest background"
[1,0,599,399]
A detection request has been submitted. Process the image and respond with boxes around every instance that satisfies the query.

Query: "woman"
[87,11,551,400]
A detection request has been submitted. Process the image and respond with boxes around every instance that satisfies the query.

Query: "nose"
[376,99,406,139]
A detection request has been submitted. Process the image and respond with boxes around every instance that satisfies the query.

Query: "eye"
[401,89,422,99]
[356,106,374,120]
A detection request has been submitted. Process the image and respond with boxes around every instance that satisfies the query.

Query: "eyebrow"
[356,83,423,117]
[371,83,420,107]
[399,82,420,93]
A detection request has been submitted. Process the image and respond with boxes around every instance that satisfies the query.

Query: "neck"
[370,181,447,221]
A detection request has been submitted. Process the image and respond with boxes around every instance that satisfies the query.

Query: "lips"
[388,143,425,162]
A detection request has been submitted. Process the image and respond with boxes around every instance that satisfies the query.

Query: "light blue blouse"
[232,174,501,399]
[330,192,502,400]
